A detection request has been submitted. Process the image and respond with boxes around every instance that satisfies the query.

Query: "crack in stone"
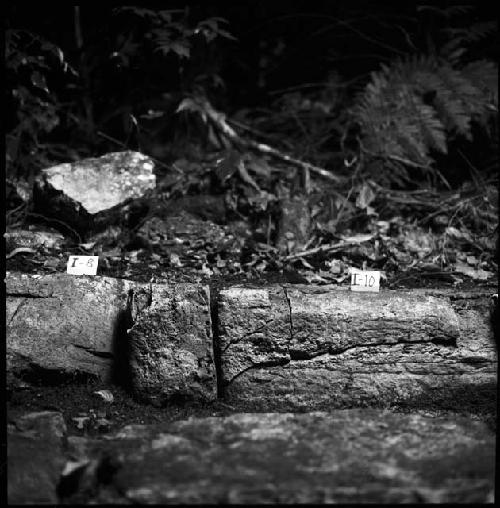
[7,298,29,327]
[225,287,295,387]
[209,284,224,398]
[288,336,458,361]
[6,292,52,298]
[224,357,291,386]
[72,344,114,359]
[127,285,154,321]
[282,286,294,343]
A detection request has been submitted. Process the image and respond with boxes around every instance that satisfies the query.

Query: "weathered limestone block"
[33,151,155,236]
[35,151,155,215]
[219,285,497,410]
[128,283,216,405]
[286,285,460,356]
[6,271,135,382]
[6,273,217,405]
[60,411,495,504]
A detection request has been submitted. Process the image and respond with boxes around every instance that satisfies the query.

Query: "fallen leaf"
[61,460,90,477]
[325,259,343,274]
[466,255,478,265]
[93,389,114,403]
[170,253,183,267]
[79,242,96,250]
[342,234,374,244]
[454,261,492,280]
[356,182,376,210]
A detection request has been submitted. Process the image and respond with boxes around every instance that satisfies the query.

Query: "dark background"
[4,2,498,187]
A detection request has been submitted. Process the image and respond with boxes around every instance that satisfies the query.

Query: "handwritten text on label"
[350,269,380,292]
[67,256,99,275]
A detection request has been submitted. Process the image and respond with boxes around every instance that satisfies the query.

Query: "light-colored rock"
[6,272,135,382]
[36,151,155,214]
[219,285,497,410]
[6,273,216,404]
[6,273,496,410]
[32,151,156,238]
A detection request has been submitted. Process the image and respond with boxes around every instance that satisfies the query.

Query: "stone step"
[7,409,495,504]
[6,271,497,410]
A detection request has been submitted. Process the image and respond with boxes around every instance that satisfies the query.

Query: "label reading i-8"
[67,256,99,275]
[350,269,380,292]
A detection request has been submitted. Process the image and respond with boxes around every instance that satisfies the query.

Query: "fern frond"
[461,60,498,108]
[443,21,498,45]
[351,54,497,179]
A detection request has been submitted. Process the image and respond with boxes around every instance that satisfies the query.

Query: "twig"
[201,100,344,183]
[246,140,343,182]
[283,237,372,261]
[386,154,430,170]
[226,118,275,142]
[27,212,82,243]
[6,247,37,259]
[97,130,128,149]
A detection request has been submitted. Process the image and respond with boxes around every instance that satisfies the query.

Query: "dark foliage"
[5,3,498,188]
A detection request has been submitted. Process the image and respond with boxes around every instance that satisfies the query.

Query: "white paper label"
[350,269,380,292]
[67,256,99,275]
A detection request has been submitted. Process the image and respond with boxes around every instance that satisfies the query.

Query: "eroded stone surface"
[59,411,495,504]
[219,285,497,410]
[218,285,292,383]
[128,283,217,405]
[6,272,136,383]
[38,151,155,214]
[6,274,217,405]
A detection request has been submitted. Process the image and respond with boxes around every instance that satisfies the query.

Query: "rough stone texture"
[36,151,155,214]
[33,151,155,237]
[218,286,292,382]
[6,273,496,410]
[219,285,497,410]
[6,271,136,383]
[6,274,217,405]
[8,411,68,504]
[59,411,495,504]
[128,283,217,405]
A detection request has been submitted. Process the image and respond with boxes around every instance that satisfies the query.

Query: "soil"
[7,354,497,443]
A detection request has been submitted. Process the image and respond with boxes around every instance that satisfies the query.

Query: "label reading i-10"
[350,269,380,292]
[67,256,99,275]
